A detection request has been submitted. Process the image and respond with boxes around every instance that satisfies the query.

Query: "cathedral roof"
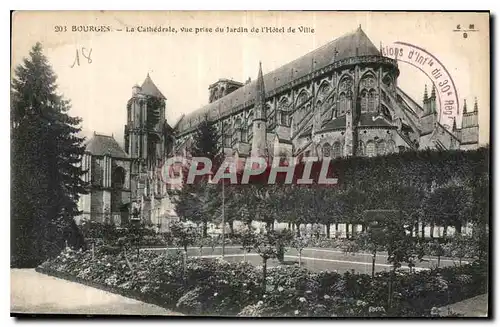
[177,27,380,133]
[321,116,347,132]
[85,133,129,159]
[358,112,395,128]
[140,74,166,99]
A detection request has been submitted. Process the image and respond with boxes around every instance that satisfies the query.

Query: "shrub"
[39,246,487,317]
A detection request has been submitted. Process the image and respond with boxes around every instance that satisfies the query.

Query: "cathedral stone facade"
[77,27,480,227]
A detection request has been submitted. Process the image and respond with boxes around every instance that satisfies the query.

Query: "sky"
[11,11,490,147]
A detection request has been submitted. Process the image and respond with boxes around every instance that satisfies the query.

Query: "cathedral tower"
[460,97,479,148]
[251,62,268,157]
[420,84,438,134]
[124,73,168,223]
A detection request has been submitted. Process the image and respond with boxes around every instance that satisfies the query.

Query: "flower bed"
[38,247,488,317]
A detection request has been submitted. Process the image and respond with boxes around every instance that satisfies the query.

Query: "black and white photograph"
[10,11,490,318]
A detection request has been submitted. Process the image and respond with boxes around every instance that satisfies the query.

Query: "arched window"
[233,119,242,143]
[356,141,364,156]
[317,82,330,99]
[360,89,368,112]
[339,92,346,115]
[278,98,290,126]
[223,122,231,148]
[377,140,386,155]
[366,142,376,157]
[322,143,331,158]
[332,142,342,158]
[368,89,377,112]
[241,126,247,143]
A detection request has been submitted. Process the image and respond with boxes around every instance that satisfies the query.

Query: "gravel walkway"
[11,269,182,316]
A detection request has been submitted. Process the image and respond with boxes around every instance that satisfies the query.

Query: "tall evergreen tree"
[191,114,221,165]
[170,115,222,237]
[11,43,87,267]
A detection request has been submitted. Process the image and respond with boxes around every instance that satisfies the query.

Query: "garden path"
[10,269,182,316]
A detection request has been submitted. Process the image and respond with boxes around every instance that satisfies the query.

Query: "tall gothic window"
[339,93,346,115]
[366,142,376,157]
[368,89,377,112]
[332,142,342,158]
[233,119,242,144]
[322,143,331,158]
[360,89,368,112]
[223,122,231,148]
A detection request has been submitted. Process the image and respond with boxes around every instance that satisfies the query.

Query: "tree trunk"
[335,223,339,238]
[388,266,396,310]
[414,219,419,239]
[443,225,448,238]
[437,255,441,268]
[421,223,425,239]
[455,222,462,235]
[371,252,376,278]
[296,223,301,237]
[346,224,350,240]
[326,224,331,238]
[430,223,435,239]
[182,249,187,285]
[229,221,235,236]
[262,257,268,292]
[203,221,208,238]
[288,222,291,229]
[299,250,302,267]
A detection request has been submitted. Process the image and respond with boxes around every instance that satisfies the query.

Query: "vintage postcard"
[11,11,490,318]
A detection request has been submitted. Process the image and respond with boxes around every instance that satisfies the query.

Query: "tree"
[239,227,257,262]
[291,235,310,267]
[170,221,198,282]
[191,115,220,164]
[11,43,88,267]
[382,211,424,309]
[428,239,446,268]
[422,185,471,238]
[253,232,280,292]
[449,233,470,266]
[172,176,220,237]
[357,214,387,278]
[171,116,221,237]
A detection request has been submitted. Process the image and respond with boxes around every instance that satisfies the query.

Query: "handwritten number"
[70,47,93,68]
[82,47,93,64]
[70,49,80,68]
